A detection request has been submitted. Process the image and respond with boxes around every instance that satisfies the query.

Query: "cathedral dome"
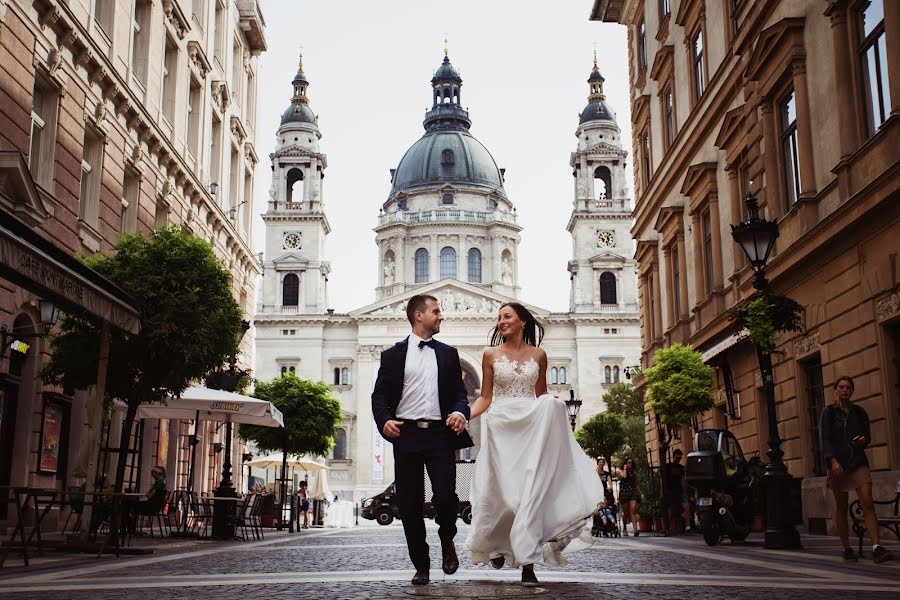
[391,130,505,194]
[580,99,616,124]
[281,103,317,125]
[390,52,505,196]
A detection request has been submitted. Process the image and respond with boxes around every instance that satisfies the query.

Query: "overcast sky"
[252,0,631,313]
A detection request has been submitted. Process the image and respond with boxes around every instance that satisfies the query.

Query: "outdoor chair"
[189,491,213,537]
[231,494,254,540]
[248,493,265,540]
[62,486,85,535]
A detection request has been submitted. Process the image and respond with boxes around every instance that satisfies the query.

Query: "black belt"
[400,419,446,429]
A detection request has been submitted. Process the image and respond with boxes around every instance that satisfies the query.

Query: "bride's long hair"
[489,302,545,347]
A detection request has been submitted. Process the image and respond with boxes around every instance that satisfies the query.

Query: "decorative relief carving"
[793,331,820,357]
[187,41,211,79]
[162,0,189,39]
[876,289,900,321]
[369,292,502,316]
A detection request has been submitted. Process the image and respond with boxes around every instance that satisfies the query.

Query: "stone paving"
[0,522,897,599]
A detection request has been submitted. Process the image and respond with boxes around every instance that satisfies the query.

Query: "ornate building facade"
[590,0,900,531]
[0,0,266,525]
[255,51,641,500]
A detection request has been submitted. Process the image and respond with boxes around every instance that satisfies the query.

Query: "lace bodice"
[492,355,539,399]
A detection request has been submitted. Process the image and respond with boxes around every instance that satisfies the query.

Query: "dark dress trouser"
[393,425,458,571]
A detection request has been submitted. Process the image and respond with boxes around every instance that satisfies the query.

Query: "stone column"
[492,236,501,285]
[430,235,439,282]
[829,8,860,157]
[691,212,704,300]
[640,274,650,347]
[884,0,900,116]
[651,262,663,340]
[760,100,781,218]
[662,246,675,326]
[727,170,746,272]
[791,62,817,197]
[303,163,312,203]
[677,235,689,319]
[709,195,724,291]
[458,234,465,281]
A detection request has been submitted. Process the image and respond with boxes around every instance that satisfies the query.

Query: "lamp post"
[564,389,582,432]
[731,190,802,550]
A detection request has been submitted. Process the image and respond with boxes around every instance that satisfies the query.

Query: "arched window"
[559,367,567,384]
[333,367,340,385]
[282,273,299,306]
[594,166,613,200]
[600,271,617,304]
[441,149,455,165]
[286,167,304,204]
[341,367,349,385]
[415,248,429,283]
[613,366,620,383]
[550,367,558,384]
[440,247,456,279]
[467,248,482,283]
[332,428,347,460]
[605,365,612,383]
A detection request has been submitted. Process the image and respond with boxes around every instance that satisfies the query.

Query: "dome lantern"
[281,50,317,126]
[579,52,617,125]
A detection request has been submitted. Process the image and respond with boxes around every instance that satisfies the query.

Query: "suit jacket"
[371,336,474,450]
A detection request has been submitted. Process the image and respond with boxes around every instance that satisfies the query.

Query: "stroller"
[592,488,620,538]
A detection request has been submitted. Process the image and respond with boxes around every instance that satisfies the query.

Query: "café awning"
[0,153,140,333]
[136,386,284,428]
[700,329,751,364]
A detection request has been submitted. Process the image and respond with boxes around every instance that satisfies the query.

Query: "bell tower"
[259,52,331,315]
[567,53,637,313]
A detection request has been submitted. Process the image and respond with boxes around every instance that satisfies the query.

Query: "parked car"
[361,460,475,526]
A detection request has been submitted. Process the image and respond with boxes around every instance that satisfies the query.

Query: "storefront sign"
[0,222,140,334]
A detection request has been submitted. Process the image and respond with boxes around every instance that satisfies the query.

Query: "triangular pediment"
[0,151,51,226]
[271,252,310,269]
[584,142,627,156]
[588,250,627,265]
[351,280,551,317]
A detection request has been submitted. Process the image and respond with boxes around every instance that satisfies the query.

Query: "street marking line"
[1,570,899,594]
[0,529,347,584]
[611,538,893,585]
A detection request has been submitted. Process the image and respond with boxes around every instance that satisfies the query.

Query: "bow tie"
[418,339,436,350]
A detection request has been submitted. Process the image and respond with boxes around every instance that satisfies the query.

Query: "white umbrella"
[308,469,331,501]
[245,453,329,471]
[135,386,284,427]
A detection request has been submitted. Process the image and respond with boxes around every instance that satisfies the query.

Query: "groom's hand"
[446,413,466,434]
[383,420,404,438]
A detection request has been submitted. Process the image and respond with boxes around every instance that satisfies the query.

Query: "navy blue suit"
[371,337,473,570]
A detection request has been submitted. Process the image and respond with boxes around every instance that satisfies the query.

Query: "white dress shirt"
[396,333,442,420]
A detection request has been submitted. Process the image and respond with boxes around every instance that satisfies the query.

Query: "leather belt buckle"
[416,421,430,429]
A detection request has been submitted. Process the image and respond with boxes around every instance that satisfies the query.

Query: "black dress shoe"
[442,543,459,575]
[521,565,539,587]
[490,555,505,569]
[411,569,430,585]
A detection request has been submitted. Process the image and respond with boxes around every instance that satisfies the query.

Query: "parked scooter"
[685,429,757,546]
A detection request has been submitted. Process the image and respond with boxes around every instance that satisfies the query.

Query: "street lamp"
[731,189,801,550]
[564,389,582,432]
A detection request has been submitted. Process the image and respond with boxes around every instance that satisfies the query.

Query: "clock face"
[283,231,302,250]
[597,230,615,248]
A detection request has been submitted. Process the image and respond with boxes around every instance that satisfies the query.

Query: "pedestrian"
[298,480,310,529]
[821,375,893,563]
[465,302,604,586]
[618,457,642,536]
[371,294,474,586]
[592,457,617,536]
[660,449,692,535]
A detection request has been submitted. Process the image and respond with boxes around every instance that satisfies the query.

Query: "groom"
[372,294,474,585]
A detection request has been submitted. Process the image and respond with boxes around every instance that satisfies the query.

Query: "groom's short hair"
[406,294,438,324]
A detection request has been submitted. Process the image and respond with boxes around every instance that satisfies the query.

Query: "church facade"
[255,52,641,501]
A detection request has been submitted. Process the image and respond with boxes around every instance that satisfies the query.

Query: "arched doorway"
[459,360,481,461]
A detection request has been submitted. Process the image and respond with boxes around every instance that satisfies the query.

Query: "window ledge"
[331,384,352,392]
[78,218,102,252]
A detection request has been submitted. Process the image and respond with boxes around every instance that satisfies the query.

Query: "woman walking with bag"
[618,457,642,536]
[821,375,892,563]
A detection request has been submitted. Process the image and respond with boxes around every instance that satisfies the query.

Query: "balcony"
[237,0,267,53]
[377,209,518,227]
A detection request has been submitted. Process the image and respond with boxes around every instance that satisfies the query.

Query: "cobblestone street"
[0,522,898,599]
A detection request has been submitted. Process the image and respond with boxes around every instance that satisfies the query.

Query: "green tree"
[43,228,243,491]
[239,374,342,457]
[575,412,627,471]
[644,343,715,428]
[603,383,645,418]
[621,415,649,470]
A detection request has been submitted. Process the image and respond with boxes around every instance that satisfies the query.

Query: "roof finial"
[593,44,599,70]
[443,34,449,57]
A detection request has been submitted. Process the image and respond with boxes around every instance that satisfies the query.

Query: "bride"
[465,302,604,586]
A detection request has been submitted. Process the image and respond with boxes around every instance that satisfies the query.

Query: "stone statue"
[501,255,513,285]
[383,256,395,287]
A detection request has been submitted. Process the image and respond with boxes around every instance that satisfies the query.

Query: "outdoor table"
[91,491,143,558]
[0,486,61,567]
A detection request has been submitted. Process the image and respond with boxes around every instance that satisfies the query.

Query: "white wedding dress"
[465,355,604,567]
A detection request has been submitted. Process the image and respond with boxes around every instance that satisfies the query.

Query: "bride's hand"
[446,413,466,434]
